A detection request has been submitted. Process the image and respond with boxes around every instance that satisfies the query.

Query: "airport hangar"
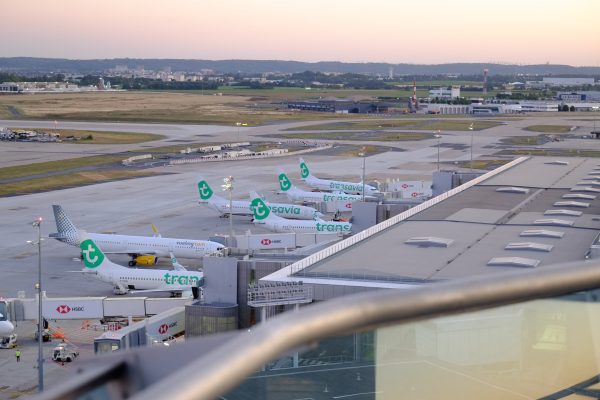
[258,156,600,301]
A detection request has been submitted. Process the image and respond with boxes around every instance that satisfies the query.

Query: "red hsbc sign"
[345,203,352,209]
[261,239,272,245]
[411,192,419,197]
[158,324,168,334]
[56,305,71,314]
[402,184,409,188]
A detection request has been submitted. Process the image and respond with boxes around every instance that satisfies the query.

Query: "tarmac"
[0,114,599,396]
[0,319,102,399]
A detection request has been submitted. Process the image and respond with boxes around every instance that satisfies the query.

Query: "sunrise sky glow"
[2,0,599,65]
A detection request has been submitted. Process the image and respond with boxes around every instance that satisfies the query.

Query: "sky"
[2,0,599,66]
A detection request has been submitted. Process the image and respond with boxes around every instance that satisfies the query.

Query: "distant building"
[543,77,595,86]
[520,102,560,112]
[557,91,600,102]
[425,103,521,115]
[0,82,21,94]
[425,104,470,115]
[428,86,460,99]
[287,100,389,114]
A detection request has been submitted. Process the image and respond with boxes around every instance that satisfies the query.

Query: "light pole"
[434,131,442,171]
[358,149,366,202]
[222,176,234,239]
[469,123,474,172]
[235,122,241,142]
[593,106,599,136]
[29,217,44,392]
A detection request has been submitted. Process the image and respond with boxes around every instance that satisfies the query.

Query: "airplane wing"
[102,250,158,255]
[130,288,192,295]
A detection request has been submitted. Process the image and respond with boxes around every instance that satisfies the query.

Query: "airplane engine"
[131,255,158,266]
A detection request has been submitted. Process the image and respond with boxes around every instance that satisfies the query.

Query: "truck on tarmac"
[52,343,79,363]
[0,334,17,349]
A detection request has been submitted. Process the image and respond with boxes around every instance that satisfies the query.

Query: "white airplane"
[197,178,322,220]
[277,170,363,210]
[79,237,203,297]
[250,195,352,234]
[50,205,225,266]
[299,157,379,195]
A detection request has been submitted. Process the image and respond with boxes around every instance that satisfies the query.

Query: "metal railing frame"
[36,259,600,400]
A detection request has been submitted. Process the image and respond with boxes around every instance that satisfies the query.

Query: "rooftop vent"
[544,209,583,217]
[505,242,554,252]
[488,257,540,268]
[405,237,453,248]
[577,181,600,186]
[582,181,600,187]
[562,193,596,200]
[495,187,530,194]
[544,160,569,165]
[553,201,590,208]
[533,219,575,227]
[570,187,600,193]
[520,229,565,238]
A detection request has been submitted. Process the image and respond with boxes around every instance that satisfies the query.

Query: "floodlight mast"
[222,177,234,239]
[32,217,44,392]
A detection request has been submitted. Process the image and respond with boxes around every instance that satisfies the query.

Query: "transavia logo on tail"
[198,181,213,200]
[278,173,291,191]
[251,198,270,220]
[80,239,104,268]
[300,162,309,179]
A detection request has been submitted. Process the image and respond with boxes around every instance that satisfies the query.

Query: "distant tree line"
[0,72,65,82]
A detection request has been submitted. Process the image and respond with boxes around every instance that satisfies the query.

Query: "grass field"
[507,136,544,145]
[0,170,158,197]
[0,155,125,181]
[455,159,512,170]
[274,131,430,141]
[0,92,348,125]
[0,89,503,126]
[499,149,600,157]
[336,145,386,157]
[285,119,500,131]
[10,128,165,144]
[524,125,573,133]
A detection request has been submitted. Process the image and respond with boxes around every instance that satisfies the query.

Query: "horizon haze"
[2,0,599,66]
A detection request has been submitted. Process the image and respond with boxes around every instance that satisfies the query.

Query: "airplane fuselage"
[284,187,362,204]
[90,261,203,292]
[255,218,351,234]
[79,233,223,258]
[304,175,378,195]
[202,198,321,220]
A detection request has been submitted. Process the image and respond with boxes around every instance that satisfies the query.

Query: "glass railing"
[35,260,600,400]
[226,290,600,399]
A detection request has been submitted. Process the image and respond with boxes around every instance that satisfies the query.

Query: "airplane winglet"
[151,223,162,238]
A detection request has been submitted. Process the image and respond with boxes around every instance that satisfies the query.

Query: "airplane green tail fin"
[197,179,214,201]
[79,239,106,269]
[250,196,271,221]
[299,158,310,179]
[277,170,293,192]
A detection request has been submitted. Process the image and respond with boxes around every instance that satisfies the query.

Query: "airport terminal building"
[261,156,600,300]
